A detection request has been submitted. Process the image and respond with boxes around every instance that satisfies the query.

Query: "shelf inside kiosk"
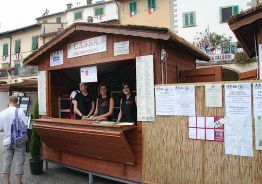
[37,60,138,165]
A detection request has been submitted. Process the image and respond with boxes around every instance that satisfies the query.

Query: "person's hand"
[89,115,96,120]
[81,115,88,119]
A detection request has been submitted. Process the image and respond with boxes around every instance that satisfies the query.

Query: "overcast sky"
[0,0,86,32]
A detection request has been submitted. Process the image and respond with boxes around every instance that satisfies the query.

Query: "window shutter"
[184,13,189,27]
[148,0,151,9]
[129,2,133,13]
[15,40,21,53]
[95,8,104,16]
[32,36,38,50]
[190,12,195,25]
[3,44,8,56]
[152,0,156,9]
[233,5,239,15]
[133,2,137,14]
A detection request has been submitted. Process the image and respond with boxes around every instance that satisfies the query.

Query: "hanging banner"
[38,71,47,115]
[225,83,251,118]
[255,116,262,150]
[114,41,129,56]
[80,66,98,83]
[136,55,155,122]
[68,35,107,58]
[50,50,63,66]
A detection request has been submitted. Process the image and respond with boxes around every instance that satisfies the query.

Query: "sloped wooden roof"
[228,5,262,57]
[24,22,209,65]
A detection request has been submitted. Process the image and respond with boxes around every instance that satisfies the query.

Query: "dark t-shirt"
[120,95,137,123]
[74,93,93,119]
[97,97,112,120]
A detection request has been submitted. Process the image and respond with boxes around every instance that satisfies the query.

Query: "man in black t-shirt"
[73,83,95,120]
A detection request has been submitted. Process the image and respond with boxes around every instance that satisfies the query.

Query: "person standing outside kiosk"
[117,83,137,124]
[0,96,27,184]
[73,82,95,120]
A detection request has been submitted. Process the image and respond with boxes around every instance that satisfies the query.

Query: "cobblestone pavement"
[0,133,122,184]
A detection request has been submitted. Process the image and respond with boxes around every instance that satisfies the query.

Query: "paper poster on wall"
[188,116,224,142]
[155,85,195,116]
[173,85,195,116]
[136,55,155,122]
[50,50,63,66]
[224,117,253,157]
[114,41,129,56]
[259,44,262,79]
[38,71,47,115]
[80,66,97,83]
[253,83,262,117]
[205,84,222,107]
[155,86,176,115]
[255,116,262,150]
[225,83,251,118]
[68,35,107,58]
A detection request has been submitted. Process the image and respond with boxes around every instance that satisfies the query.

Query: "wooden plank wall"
[239,69,258,80]
[142,81,262,184]
[180,66,222,83]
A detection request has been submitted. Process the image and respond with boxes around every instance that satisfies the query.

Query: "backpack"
[11,108,28,147]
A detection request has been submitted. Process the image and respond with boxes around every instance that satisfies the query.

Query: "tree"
[208,32,232,51]
[234,51,256,64]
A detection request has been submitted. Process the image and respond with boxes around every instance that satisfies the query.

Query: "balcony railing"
[0,66,38,79]
[41,23,66,36]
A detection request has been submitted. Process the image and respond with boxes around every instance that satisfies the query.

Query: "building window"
[56,17,61,24]
[148,0,156,14]
[129,1,137,17]
[220,6,239,23]
[183,11,196,27]
[74,11,83,21]
[31,36,39,50]
[3,43,8,56]
[15,39,21,53]
[95,7,104,16]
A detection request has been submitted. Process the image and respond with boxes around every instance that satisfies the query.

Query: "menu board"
[38,71,47,115]
[136,55,155,121]
[225,83,251,118]
[188,116,224,142]
[155,85,195,116]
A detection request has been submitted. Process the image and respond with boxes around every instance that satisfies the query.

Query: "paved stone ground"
[0,133,123,184]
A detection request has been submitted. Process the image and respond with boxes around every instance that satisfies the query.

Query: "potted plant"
[29,100,43,175]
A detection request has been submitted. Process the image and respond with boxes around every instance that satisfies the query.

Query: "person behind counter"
[90,83,114,121]
[73,82,95,120]
[117,82,137,123]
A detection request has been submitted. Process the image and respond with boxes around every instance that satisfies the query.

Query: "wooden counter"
[34,118,142,182]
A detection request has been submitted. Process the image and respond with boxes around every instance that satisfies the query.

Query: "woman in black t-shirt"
[90,83,114,121]
[117,82,137,123]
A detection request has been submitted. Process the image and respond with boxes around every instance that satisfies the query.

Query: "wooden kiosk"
[23,23,209,183]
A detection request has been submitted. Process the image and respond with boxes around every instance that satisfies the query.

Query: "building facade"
[0,24,41,78]
[116,0,171,29]
[174,0,255,42]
